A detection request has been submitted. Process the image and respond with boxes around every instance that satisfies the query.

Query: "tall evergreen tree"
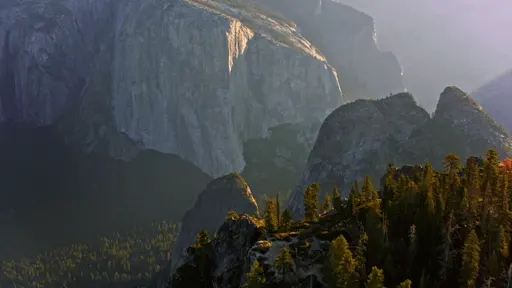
[321,193,332,214]
[275,248,293,280]
[243,260,266,288]
[460,230,480,288]
[332,185,343,214]
[366,266,385,288]
[276,193,281,226]
[355,233,369,283]
[304,184,320,222]
[264,198,278,233]
[279,209,292,232]
[326,234,355,288]
[397,279,412,288]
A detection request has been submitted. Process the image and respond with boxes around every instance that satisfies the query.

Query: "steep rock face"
[169,215,263,288]
[286,87,512,218]
[170,173,259,274]
[0,0,342,178]
[472,69,512,136]
[258,0,405,102]
[286,93,428,218]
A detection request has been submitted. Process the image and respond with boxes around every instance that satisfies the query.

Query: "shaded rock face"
[259,0,405,102]
[168,215,263,288]
[0,0,342,179]
[286,87,512,218]
[472,69,512,136]
[170,174,259,274]
[170,213,355,288]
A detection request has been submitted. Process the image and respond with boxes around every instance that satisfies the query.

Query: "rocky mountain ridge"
[286,86,512,218]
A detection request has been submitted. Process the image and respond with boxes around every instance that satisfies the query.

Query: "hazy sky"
[339,0,512,111]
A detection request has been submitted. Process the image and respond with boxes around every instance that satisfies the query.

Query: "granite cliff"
[0,0,343,257]
[472,69,512,137]
[259,0,405,102]
[0,0,342,178]
[286,86,512,218]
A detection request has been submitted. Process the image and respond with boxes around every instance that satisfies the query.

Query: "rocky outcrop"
[0,0,342,179]
[169,214,264,288]
[169,212,357,288]
[286,87,512,218]
[472,69,512,136]
[171,173,259,274]
[258,0,405,102]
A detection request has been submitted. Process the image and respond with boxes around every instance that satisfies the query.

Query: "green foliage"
[304,183,320,222]
[321,149,511,288]
[226,210,240,220]
[321,193,332,214]
[396,279,412,288]
[354,233,369,283]
[279,209,293,232]
[366,266,385,288]
[460,230,480,288]
[243,260,266,288]
[274,248,293,278]
[264,198,279,233]
[332,185,343,214]
[1,221,176,287]
[325,234,355,288]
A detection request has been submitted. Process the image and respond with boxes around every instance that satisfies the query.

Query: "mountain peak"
[436,86,482,115]
[170,173,259,274]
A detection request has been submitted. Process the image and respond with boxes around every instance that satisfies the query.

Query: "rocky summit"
[170,173,259,275]
[286,87,512,218]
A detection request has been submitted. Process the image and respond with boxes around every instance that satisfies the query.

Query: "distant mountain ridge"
[472,69,512,137]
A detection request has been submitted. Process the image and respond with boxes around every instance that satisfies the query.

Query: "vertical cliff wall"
[0,0,343,179]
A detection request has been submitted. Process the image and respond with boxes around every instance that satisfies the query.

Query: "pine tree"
[304,184,320,222]
[383,163,397,211]
[264,198,278,233]
[326,234,355,288]
[397,279,412,288]
[243,260,266,288]
[460,230,480,288]
[321,193,332,214]
[279,209,292,232]
[349,180,362,215]
[361,176,380,212]
[355,233,369,282]
[274,248,292,279]
[332,186,343,213]
[276,193,281,226]
[366,266,385,288]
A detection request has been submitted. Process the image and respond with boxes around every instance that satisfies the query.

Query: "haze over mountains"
[340,0,512,111]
